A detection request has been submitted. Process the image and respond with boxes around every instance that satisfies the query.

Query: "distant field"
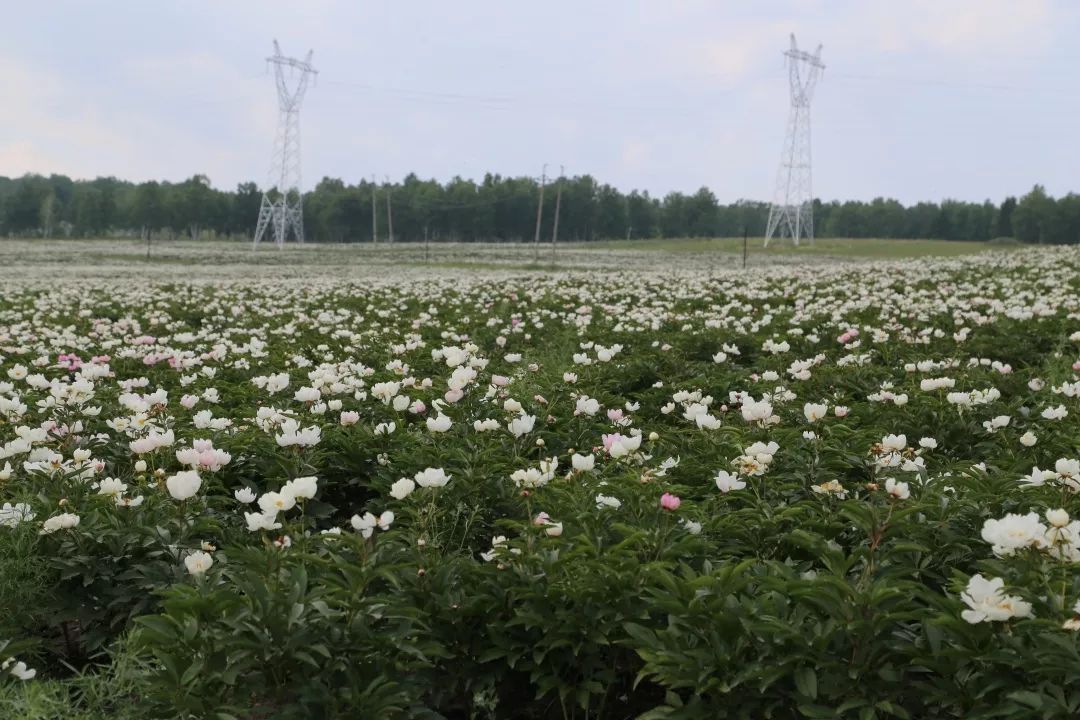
[0,236,1012,278]
[582,236,1013,258]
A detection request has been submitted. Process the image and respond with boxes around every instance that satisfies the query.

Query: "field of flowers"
[2,244,1080,719]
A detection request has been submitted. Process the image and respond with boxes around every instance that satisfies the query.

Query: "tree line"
[1,172,1078,244]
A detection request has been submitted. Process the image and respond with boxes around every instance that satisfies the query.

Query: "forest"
[0,172,1077,244]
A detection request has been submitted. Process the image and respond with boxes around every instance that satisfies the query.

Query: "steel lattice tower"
[254,40,317,248]
[764,34,824,248]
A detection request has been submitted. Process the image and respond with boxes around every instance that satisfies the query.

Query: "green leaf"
[798,703,836,718]
[794,666,818,700]
[180,657,205,686]
[1007,690,1044,710]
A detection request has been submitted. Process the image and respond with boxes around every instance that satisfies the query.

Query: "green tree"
[131,181,165,240]
[1013,185,1054,244]
[626,191,658,239]
[995,196,1017,238]
[173,175,217,241]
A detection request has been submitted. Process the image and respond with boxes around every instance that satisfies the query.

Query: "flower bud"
[1047,508,1070,528]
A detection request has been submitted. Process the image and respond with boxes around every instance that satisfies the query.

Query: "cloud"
[695,26,790,83]
[0,0,1076,203]
[0,55,146,180]
[861,0,1054,54]
[618,139,651,170]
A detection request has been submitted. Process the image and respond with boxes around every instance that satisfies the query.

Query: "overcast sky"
[3,1,1078,204]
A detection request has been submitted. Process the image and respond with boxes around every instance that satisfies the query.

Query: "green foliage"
[3,172,1079,242]
[2,251,1080,718]
[0,638,150,720]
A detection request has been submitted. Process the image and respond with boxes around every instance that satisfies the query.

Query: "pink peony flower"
[837,328,860,344]
[602,433,622,452]
[57,353,83,371]
[660,493,682,511]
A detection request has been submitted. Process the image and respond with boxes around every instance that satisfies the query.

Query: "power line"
[831,72,1021,93]
[167,68,1077,118]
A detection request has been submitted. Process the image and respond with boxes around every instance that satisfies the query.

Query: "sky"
[3,0,1078,204]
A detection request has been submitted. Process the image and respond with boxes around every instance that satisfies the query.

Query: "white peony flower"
[714,470,746,493]
[258,491,296,515]
[507,414,536,438]
[97,477,127,497]
[244,511,282,532]
[884,478,910,500]
[414,467,451,488]
[980,512,1048,557]
[803,402,827,423]
[961,574,1032,624]
[0,502,34,527]
[234,487,257,504]
[40,512,80,534]
[283,476,318,501]
[571,453,595,472]
[426,414,453,433]
[389,477,416,500]
[184,550,214,576]
[165,470,202,501]
[595,494,622,509]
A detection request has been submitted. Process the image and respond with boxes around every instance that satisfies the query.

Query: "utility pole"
[533,164,547,262]
[385,176,394,244]
[550,165,563,264]
[371,174,377,244]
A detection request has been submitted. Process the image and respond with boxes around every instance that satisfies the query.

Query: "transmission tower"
[254,40,317,248]
[763,34,824,248]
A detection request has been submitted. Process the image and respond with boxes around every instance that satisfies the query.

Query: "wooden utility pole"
[533,164,547,261]
[742,225,748,269]
[385,176,394,244]
[550,165,563,264]
[371,175,377,244]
